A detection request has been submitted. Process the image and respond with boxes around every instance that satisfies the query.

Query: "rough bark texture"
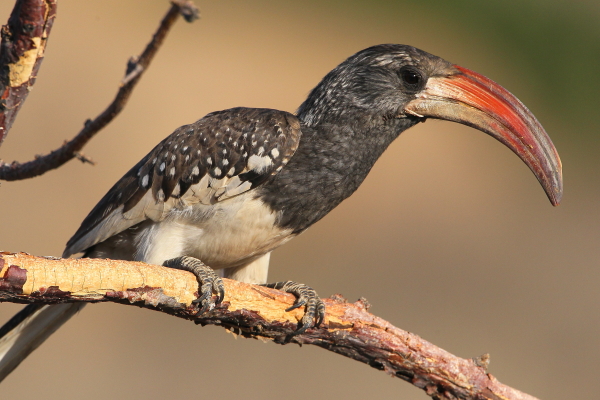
[0,0,199,180]
[0,252,539,400]
[0,0,57,145]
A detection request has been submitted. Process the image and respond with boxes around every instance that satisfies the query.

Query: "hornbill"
[0,44,562,379]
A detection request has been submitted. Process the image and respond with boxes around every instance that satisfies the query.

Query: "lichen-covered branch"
[0,0,57,145]
[0,0,199,180]
[0,252,539,400]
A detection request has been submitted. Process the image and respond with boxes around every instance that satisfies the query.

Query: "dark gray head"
[297,44,455,127]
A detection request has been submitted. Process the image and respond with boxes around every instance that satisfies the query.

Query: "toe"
[163,256,225,314]
[262,280,325,334]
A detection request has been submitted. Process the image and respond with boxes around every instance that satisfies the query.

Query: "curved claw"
[192,282,212,304]
[315,300,326,327]
[263,281,325,335]
[285,297,307,312]
[195,300,211,316]
[295,318,313,335]
[215,281,225,305]
[163,256,224,315]
[296,296,326,335]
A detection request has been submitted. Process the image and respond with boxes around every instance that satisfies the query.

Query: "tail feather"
[0,303,86,382]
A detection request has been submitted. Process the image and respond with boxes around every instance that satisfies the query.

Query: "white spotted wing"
[63,108,301,257]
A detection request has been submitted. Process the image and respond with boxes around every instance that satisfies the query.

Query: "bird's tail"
[0,303,85,382]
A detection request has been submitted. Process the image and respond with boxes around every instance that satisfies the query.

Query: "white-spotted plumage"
[63,108,302,282]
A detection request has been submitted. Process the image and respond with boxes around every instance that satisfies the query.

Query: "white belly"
[133,192,294,269]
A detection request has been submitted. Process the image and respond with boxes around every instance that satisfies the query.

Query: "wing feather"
[63,108,301,257]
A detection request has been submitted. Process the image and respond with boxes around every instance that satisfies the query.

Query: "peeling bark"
[0,252,539,400]
[0,0,57,145]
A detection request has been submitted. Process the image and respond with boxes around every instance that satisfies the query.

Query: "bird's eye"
[400,67,423,88]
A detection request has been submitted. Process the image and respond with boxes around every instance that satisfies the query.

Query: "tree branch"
[0,252,539,400]
[0,0,199,181]
[0,0,57,145]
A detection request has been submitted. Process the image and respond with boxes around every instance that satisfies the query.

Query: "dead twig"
[0,251,539,400]
[0,0,199,181]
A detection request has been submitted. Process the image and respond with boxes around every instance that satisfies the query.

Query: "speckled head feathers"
[297,44,456,127]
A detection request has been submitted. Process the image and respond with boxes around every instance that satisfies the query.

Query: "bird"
[0,44,562,380]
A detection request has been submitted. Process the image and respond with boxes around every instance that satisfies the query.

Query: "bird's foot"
[262,281,325,334]
[163,256,225,315]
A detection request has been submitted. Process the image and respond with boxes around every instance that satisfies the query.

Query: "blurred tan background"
[0,0,598,398]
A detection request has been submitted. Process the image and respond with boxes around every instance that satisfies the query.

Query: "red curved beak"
[404,65,562,206]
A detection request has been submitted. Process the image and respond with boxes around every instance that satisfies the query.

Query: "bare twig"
[0,252,540,400]
[0,0,57,145]
[0,1,199,181]
[73,151,95,165]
